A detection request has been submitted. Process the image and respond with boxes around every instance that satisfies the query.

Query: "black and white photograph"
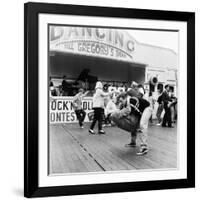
[24,2,195,197]
[48,25,179,175]
[0,0,198,199]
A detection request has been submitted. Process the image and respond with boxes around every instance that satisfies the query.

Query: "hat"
[95,81,103,89]
[138,87,144,96]
[127,88,138,97]
[50,86,54,91]
[79,88,84,93]
[131,81,138,88]
[165,84,169,89]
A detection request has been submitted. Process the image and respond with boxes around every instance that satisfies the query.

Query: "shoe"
[98,130,106,134]
[137,128,142,133]
[136,147,148,156]
[162,124,167,127]
[125,143,136,148]
[168,125,174,128]
[80,126,84,129]
[103,124,112,127]
[89,129,95,134]
[156,123,162,126]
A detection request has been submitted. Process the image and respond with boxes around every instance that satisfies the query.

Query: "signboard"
[50,96,93,124]
[50,26,135,62]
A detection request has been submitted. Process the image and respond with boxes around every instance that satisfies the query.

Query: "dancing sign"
[50,26,135,62]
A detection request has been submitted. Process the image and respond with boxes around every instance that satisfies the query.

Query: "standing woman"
[89,81,110,134]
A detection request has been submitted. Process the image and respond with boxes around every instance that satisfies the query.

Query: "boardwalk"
[49,123,177,174]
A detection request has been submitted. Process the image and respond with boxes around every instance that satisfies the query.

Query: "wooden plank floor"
[49,122,177,174]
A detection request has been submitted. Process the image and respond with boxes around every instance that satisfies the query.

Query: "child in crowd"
[72,88,89,128]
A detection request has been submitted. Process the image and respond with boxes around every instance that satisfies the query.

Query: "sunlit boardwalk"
[49,123,177,174]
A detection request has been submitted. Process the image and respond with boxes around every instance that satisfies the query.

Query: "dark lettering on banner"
[115,30,124,47]
[71,112,76,122]
[64,42,74,50]
[50,100,75,111]
[50,98,93,123]
[50,112,55,122]
[116,49,126,58]
[50,111,77,123]
[78,41,110,56]
[70,102,74,110]
[68,27,79,38]
[50,27,64,41]
[127,41,135,51]
[57,101,62,110]
[50,27,135,57]
[62,101,68,110]
[51,100,57,110]
[95,28,105,39]
[56,112,61,121]
[82,28,92,37]
[82,101,93,110]
[65,112,70,122]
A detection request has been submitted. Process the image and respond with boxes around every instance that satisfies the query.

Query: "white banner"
[50,26,135,62]
[49,96,93,124]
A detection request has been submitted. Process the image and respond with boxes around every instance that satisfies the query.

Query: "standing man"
[170,92,177,125]
[72,88,89,128]
[136,88,152,155]
[162,84,173,128]
[156,88,164,125]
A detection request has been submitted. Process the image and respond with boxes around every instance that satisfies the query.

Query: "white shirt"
[93,89,109,108]
[105,100,117,116]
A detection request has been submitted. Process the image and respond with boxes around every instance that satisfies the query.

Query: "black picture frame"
[24,2,195,198]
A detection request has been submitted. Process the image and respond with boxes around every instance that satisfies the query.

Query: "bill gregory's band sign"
[50,26,136,62]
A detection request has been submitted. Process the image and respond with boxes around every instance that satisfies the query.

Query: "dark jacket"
[138,98,150,113]
[157,93,163,104]
[162,90,172,107]
[129,97,150,117]
[62,80,70,92]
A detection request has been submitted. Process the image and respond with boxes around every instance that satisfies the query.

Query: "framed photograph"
[24,2,195,198]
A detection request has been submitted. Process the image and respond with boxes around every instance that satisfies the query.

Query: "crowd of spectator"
[49,76,177,127]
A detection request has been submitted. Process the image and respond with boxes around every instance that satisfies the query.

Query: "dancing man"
[111,83,151,155]
[111,92,140,149]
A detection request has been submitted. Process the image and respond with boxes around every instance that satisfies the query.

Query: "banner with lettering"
[49,26,135,62]
[50,97,94,124]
